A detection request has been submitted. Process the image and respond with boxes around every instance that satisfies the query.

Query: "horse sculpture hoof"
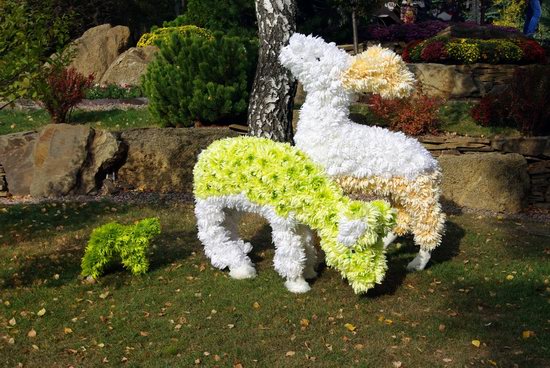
[285,278,311,293]
[229,264,257,279]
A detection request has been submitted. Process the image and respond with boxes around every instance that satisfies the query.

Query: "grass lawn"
[0,109,156,136]
[0,200,548,367]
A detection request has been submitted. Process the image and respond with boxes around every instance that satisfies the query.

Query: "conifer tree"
[142,32,256,127]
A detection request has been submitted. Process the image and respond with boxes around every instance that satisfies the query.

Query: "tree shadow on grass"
[440,278,550,366]
[368,218,466,297]
[1,246,83,289]
[0,201,130,244]
[148,230,202,271]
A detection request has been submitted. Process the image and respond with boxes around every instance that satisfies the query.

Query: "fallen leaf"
[471,339,481,348]
[438,324,446,332]
[139,331,149,337]
[344,323,356,332]
[121,357,128,362]
[393,361,402,368]
[488,360,497,366]
[253,302,260,309]
[32,344,39,350]
[37,308,46,317]
[522,330,535,339]
[9,317,16,326]
[99,291,110,299]
[8,337,15,344]
[300,319,310,327]
[354,344,364,350]
[234,364,243,368]
[214,355,221,361]
[98,343,105,348]
[285,351,296,357]
[443,358,452,363]
[27,329,37,338]
[506,275,514,281]
[64,327,73,334]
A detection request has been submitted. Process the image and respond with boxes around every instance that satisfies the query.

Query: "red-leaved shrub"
[470,95,497,127]
[516,39,547,64]
[40,67,94,124]
[470,66,550,136]
[420,41,448,62]
[368,93,443,136]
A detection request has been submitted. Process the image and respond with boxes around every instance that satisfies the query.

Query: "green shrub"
[163,0,256,38]
[142,32,257,127]
[86,84,143,99]
[137,25,212,48]
[81,218,161,279]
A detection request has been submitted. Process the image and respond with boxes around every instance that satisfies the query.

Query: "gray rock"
[492,137,550,157]
[99,46,158,86]
[408,63,478,98]
[68,24,130,82]
[0,131,38,195]
[80,130,126,195]
[30,124,93,197]
[438,153,530,213]
[117,128,238,193]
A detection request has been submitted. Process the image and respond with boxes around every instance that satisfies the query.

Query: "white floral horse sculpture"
[279,33,445,271]
[194,136,395,294]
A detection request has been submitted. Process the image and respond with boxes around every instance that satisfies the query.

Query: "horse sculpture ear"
[337,216,368,247]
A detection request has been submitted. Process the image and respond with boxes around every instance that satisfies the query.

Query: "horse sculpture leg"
[195,199,256,279]
[268,214,311,293]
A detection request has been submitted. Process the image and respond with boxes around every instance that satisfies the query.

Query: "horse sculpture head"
[279,33,416,99]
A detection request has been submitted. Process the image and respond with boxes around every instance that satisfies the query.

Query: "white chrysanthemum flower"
[341,45,416,98]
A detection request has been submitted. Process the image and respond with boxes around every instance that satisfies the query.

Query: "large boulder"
[30,124,93,197]
[408,63,478,98]
[0,124,124,197]
[117,128,238,193]
[0,131,38,195]
[69,24,130,82]
[438,153,530,213]
[99,46,158,86]
[80,130,126,195]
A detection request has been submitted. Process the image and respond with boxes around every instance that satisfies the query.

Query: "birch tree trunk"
[248,0,297,143]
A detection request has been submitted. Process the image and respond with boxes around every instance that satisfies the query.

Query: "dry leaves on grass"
[344,323,356,332]
[37,308,46,316]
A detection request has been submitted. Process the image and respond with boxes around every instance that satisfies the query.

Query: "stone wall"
[407,63,542,99]
[419,135,550,209]
[1,125,548,213]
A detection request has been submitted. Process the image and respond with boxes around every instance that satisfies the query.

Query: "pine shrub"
[142,32,257,127]
[163,0,256,38]
[81,218,161,279]
[137,25,212,48]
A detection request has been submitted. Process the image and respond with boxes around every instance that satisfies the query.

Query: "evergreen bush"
[142,32,257,127]
[137,25,212,48]
[163,0,256,38]
[81,218,161,279]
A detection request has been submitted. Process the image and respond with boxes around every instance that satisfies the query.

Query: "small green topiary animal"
[81,218,161,279]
